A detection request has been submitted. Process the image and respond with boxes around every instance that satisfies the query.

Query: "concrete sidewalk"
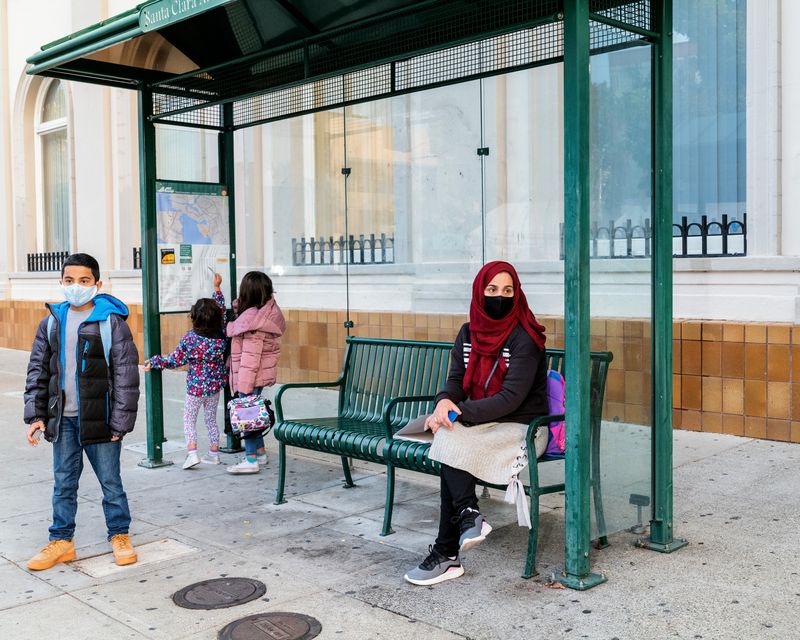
[0,346,798,640]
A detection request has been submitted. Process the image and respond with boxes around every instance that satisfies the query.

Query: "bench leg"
[523,461,540,579]
[341,456,356,488]
[380,464,396,536]
[590,422,609,549]
[274,442,288,505]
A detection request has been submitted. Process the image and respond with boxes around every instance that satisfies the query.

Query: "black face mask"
[484,295,514,320]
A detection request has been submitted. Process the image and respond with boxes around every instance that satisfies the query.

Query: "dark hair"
[61,253,100,281]
[236,271,273,317]
[190,298,224,339]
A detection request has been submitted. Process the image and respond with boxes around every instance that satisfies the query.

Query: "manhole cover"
[218,612,322,640]
[172,577,266,610]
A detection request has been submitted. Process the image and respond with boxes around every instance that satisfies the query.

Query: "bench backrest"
[338,337,613,428]
[542,348,614,422]
[339,337,452,426]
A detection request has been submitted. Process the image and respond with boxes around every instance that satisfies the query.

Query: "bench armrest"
[526,414,564,444]
[382,394,437,439]
[274,379,344,421]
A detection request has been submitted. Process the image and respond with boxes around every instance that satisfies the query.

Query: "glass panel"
[482,65,567,528]
[42,128,70,252]
[341,81,483,332]
[410,82,483,272]
[260,110,347,417]
[155,125,220,183]
[482,67,564,265]
[588,43,653,539]
[673,0,746,254]
[42,81,66,122]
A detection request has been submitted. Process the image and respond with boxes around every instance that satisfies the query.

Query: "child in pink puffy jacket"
[226,271,285,475]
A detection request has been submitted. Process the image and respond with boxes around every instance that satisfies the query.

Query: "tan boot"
[27,539,75,571]
[110,534,137,566]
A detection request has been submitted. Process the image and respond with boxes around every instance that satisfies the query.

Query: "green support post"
[218,102,242,453]
[646,0,687,554]
[137,86,171,469]
[560,0,605,590]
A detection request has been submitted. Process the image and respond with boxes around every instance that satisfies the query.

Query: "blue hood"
[49,293,129,325]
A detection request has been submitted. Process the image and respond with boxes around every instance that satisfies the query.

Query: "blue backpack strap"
[46,315,54,346]
[99,317,113,367]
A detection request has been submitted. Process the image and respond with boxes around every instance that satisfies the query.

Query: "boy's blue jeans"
[50,416,131,541]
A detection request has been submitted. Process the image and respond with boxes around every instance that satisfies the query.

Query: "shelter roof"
[27,0,654,129]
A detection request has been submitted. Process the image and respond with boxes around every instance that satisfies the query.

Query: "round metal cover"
[217,612,322,640]
[172,577,266,610]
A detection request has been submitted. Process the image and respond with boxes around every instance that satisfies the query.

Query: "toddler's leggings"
[183,393,220,449]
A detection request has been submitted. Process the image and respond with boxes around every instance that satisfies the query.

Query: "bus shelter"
[27,0,685,589]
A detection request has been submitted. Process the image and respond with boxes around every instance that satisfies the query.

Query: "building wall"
[3,298,798,445]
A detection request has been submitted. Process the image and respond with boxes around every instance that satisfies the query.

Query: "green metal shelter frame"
[27,0,686,589]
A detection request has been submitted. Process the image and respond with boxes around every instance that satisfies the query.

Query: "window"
[37,81,71,252]
[674,0,746,224]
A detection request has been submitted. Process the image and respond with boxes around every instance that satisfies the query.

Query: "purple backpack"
[545,369,566,455]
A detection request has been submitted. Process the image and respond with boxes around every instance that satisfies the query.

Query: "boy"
[23,253,140,570]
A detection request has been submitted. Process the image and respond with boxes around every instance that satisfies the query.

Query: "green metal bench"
[272,336,613,578]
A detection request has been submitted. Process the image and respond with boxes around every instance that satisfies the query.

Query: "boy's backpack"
[46,315,113,367]
[544,369,566,455]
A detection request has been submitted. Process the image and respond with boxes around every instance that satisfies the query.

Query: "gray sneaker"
[404,546,464,586]
[458,508,492,552]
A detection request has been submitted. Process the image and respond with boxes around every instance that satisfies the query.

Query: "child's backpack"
[544,369,566,455]
[227,394,275,435]
[46,315,113,367]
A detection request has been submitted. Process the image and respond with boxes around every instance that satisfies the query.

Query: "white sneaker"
[226,459,260,474]
[182,451,200,470]
[200,452,221,465]
[256,452,268,466]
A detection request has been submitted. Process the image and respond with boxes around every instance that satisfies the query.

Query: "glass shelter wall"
[587,43,653,538]
[226,56,654,538]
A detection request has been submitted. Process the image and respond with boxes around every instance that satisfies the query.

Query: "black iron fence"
[133,247,142,269]
[27,251,69,272]
[291,233,395,266]
[559,213,746,259]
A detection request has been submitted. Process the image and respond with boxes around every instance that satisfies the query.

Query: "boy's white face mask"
[62,284,97,307]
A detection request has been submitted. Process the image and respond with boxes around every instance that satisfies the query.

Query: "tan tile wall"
[2,300,797,443]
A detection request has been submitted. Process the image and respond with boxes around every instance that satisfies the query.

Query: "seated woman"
[404,260,550,586]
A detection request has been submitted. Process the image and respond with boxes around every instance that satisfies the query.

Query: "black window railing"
[291,233,395,266]
[27,251,69,272]
[559,213,746,259]
[133,247,142,269]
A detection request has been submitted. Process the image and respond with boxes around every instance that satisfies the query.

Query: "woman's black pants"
[433,464,480,557]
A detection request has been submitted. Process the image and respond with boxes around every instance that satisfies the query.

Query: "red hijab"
[462,261,546,400]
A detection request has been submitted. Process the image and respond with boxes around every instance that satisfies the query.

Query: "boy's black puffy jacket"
[23,294,140,444]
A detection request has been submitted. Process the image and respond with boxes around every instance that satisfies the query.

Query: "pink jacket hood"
[227,298,285,337]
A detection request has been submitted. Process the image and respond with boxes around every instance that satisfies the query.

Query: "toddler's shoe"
[227,459,260,474]
[110,534,137,566]
[201,452,221,465]
[27,539,75,571]
[257,452,268,466]
[182,451,200,469]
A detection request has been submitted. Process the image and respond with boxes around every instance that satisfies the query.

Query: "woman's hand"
[213,273,222,291]
[424,399,461,434]
[143,360,152,372]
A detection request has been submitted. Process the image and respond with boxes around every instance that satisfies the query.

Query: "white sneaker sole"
[182,458,200,470]
[460,521,492,552]
[404,565,465,586]
[226,466,259,474]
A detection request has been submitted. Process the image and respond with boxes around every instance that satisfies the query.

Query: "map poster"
[155,181,232,313]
